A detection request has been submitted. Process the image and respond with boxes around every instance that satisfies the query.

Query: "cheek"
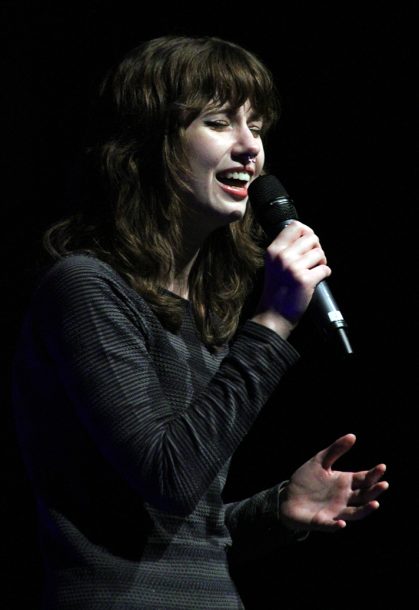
[190,150,214,172]
[256,148,265,175]
[186,132,224,173]
[186,143,211,174]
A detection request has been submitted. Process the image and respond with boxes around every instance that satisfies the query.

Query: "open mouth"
[216,171,251,189]
[216,171,252,199]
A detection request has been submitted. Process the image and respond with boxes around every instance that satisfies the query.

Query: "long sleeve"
[14,255,299,517]
[224,482,303,562]
[12,253,303,608]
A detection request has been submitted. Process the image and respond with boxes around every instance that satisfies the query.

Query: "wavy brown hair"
[43,35,280,348]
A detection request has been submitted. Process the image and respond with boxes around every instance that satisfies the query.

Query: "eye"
[249,124,263,137]
[204,119,230,130]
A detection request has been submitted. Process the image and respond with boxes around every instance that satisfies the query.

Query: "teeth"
[222,171,251,181]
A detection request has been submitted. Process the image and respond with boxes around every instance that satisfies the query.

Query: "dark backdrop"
[2,3,416,608]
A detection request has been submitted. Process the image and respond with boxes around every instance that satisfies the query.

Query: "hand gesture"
[279,434,389,532]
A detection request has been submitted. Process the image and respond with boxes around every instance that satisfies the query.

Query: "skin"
[182,100,265,230]
[279,434,389,532]
[173,100,389,531]
[170,101,265,299]
[177,100,331,341]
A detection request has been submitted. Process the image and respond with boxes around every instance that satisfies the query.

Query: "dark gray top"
[12,254,300,609]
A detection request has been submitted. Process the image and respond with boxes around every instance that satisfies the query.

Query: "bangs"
[172,38,280,132]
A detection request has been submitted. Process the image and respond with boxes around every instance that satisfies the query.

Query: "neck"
[166,219,211,300]
[167,250,199,300]
[164,207,227,300]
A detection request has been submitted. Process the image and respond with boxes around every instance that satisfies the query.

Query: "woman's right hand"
[251,220,331,339]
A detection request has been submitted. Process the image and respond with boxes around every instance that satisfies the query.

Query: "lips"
[217,181,249,200]
[216,169,252,200]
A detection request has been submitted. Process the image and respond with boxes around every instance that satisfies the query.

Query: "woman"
[12,35,388,609]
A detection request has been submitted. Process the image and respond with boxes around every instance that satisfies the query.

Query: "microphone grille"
[248,174,288,207]
[249,175,298,225]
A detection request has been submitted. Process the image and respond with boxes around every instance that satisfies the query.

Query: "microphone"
[248,174,353,356]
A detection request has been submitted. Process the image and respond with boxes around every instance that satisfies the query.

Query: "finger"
[349,480,389,505]
[268,220,313,249]
[337,500,381,522]
[282,240,327,272]
[281,245,328,272]
[352,463,387,489]
[285,232,323,257]
[320,433,357,470]
[313,519,347,532]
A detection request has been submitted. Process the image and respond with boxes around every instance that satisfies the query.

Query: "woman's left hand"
[279,433,389,532]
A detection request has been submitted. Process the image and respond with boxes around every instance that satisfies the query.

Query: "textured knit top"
[12,253,300,610]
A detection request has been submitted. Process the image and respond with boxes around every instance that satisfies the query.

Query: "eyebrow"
[203,105,263,122]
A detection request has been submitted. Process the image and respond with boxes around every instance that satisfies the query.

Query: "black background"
[2,2,417,608]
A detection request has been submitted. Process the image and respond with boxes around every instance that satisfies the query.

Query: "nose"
[231,124,261,164]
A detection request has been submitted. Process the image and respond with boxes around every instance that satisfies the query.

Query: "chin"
[213,205,246,227]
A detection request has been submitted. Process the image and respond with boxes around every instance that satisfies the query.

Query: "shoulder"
[32,253,153,324]
[40,253,120,287]
[37,253,129,297]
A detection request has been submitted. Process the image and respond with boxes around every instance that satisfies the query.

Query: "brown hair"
[43,35,280,347]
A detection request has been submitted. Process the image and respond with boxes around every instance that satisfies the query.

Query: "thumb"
[320,433,356,470]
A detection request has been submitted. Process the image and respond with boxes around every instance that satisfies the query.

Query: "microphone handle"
[310,280,354,355]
